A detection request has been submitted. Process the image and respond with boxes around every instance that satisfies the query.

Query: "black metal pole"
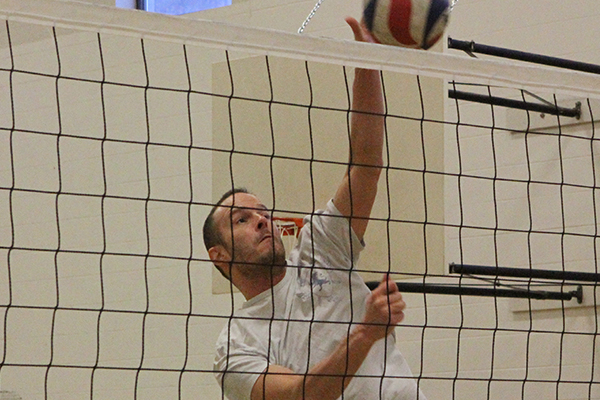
[448,38,600,75]
[365,281,580,302]
[450,263,600,283]
[448,89,581,118]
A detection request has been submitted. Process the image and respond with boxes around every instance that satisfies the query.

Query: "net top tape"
[1,0,599,99]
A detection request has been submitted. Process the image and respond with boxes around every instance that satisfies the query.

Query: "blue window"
[137,0,231,14]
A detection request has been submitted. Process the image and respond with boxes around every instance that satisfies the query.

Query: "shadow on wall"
[0,391,22,400]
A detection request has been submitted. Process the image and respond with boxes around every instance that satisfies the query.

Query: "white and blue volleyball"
[363,0,450,50]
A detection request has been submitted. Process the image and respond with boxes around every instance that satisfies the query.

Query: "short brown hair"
[203,188,250,281]
[203,187,249,252]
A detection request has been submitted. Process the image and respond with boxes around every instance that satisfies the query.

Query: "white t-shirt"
[214,200,425,400]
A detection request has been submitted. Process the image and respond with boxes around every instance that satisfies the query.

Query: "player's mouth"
[259,234,272,244]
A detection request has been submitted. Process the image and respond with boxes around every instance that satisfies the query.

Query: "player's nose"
[255,213,269,231]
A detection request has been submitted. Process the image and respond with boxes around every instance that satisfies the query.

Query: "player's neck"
[239,266,287,300]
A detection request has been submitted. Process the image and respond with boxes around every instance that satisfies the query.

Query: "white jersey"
[214,200,425,400]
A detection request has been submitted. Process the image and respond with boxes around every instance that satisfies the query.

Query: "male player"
[204,17,425,400]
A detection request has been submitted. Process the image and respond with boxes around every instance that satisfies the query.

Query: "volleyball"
[363,0,450,50]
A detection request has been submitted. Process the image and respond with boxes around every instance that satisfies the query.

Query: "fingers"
[345,16,363,41]
[383,273,398,290]
[344,16,375,43]
[372,291,405,323]
[381,275,404,324]
[367,274,406,326]
[372,274,399,296]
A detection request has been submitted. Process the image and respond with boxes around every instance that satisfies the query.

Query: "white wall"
[1,1,599,399]
[436,2,600,398]
[448,0,600,63]
[193,0,600,399]
[0,11,235,399]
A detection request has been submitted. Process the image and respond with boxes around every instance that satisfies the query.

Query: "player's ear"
[209,245,230,263]
[209,245,232,280]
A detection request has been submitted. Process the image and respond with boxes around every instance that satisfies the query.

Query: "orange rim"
[272,217,304,237]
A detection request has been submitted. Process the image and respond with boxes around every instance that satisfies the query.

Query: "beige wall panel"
[211,56,445,293]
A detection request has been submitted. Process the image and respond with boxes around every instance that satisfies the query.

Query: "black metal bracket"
[448,89,582,119]
[448,263,590,303]
[365,262,590,303]
[448,38,600,75]
[365,280,582,302]
[446,37,600,119]
[449,263,600,283]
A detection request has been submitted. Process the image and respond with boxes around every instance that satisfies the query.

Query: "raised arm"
[332,17,385,242]
[251,275,404,400]
[249,19,391,400]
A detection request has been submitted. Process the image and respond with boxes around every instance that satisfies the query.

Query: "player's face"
[213,193,286,272]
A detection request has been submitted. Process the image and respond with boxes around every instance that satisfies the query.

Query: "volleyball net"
[1,1,600,399]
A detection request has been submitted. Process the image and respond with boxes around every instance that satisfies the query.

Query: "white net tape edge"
[1,0,599,99]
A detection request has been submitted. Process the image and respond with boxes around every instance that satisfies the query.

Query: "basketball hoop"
[273,217,304,252]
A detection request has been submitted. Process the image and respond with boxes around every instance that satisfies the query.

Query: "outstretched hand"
[362,274,405,342]
[345,16,377,44]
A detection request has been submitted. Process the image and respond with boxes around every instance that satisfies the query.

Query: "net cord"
[1,0,599,99]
